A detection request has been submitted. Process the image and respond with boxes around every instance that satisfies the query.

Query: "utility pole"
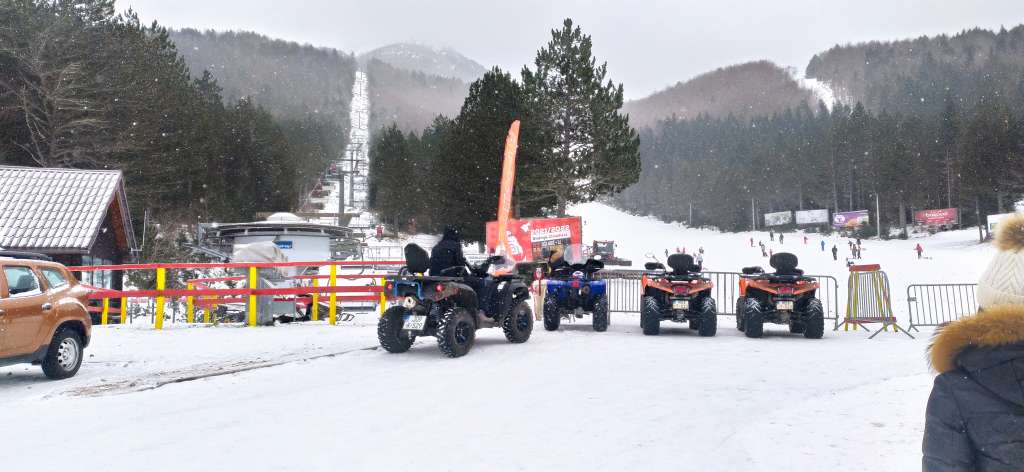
[875,193,881,239]
[751,198,757,232]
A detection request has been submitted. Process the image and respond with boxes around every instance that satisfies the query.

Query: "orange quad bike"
[736,252,823,339]
[640,254,717,336]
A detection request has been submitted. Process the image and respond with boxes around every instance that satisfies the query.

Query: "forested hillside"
[0,1,345,227]
[807,25,1024,115]
[617,25,1024,234]
[169,29,356,129]
[366,58,469,132]
[622,61,815,128]
[359,43,486,82]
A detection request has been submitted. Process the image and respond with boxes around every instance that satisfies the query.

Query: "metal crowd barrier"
[906,283,978,331]
[598,270,840,322]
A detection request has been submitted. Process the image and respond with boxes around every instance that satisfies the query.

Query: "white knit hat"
[977,212,1024,308]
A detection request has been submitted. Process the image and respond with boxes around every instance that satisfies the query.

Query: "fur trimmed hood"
[929,304,1024,373]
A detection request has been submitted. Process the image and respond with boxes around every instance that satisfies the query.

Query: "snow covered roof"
[0,166,137,254]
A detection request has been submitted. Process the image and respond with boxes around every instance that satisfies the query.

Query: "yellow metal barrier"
[379,277,387,317]
[311,276,319,319]
[328,265,338,325]
[120,297,127,324]
[247,266,258,327]
[154,268,166,330]
[186,282,195,323]
[203,295,212,324]
[101,297,110,325]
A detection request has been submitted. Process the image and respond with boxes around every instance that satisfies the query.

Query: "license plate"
[672,300,690,310]
[403,315,427,331]
[776,301,795,311]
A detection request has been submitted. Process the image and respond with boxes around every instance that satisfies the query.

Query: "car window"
[41,268,69,290]
[3,266,43,298]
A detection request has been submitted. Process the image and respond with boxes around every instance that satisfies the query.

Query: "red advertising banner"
[486,217,583,263]
[914,208,959,226]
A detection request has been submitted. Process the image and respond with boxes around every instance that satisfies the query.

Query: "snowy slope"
[0,203,989,471]
[570,201,994,306]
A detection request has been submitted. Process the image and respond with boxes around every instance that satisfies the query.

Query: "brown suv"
[0,252,91,379]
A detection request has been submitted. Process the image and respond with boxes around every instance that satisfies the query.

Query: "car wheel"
[41,328,83,380]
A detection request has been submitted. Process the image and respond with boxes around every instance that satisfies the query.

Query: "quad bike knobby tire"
[735,297,746,332]
[743,298,764,339]
[697,296,717,337]
[378,306,415,353]
[436,307,476,358]
[592,295,609,332]
[502,300,534,343]
[641,296,661,336]
[802,297,825,339]
[543,297,561,331]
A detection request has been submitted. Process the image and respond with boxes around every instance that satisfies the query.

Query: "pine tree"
[521,18,640,215]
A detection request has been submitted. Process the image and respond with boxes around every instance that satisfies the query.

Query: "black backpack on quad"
[639,254,717,336]
[735,252,824,339]
[543,255,609,332]
[378,244,534,358]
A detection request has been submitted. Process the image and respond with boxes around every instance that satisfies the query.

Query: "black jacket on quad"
[922,305,1024,471]
[429,229,467,276]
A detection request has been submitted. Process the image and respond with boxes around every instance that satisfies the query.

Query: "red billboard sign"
[485,217,583,263]
[914,208,959,226]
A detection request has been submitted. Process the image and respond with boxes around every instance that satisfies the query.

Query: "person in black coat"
[429,226,468,276]
[923,212,1024,471]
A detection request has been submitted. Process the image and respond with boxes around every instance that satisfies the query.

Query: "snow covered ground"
[1,202,995,471]
[572,201,995,309]
[2,317,938,471]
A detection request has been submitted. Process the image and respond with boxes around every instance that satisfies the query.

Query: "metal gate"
[599,271,840,321]
[906,283,978,331]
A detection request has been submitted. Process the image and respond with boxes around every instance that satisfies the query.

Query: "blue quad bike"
[378,244,534,358]
[543,257,609,332]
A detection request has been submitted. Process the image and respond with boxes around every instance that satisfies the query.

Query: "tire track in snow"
[61,345,379,398]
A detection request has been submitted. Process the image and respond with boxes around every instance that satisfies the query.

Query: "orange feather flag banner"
[496,120,521,258]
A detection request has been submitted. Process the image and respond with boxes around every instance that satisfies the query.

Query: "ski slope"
[0,203,995,471]
[571,201,995,307]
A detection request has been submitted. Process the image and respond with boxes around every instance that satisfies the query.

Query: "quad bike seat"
[666,254,702,280]
[769,253,803,276]
[404,244,430,274]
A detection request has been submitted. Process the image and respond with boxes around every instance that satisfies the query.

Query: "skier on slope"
[916,243,924,260]
[820,240,826,252]
[831,245,839,261]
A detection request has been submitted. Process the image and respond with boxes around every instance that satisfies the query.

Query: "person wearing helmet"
[429,226,468,276]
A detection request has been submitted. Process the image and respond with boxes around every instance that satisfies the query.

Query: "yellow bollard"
[203,296,212,324]
[101,297,110,325]
[248,266,258,327]
[379,277,387,317]
[186,282,195,324]
[154,268,166,330]
[328,265,338,325]
[120,297,127,324]
[311,277,320,321]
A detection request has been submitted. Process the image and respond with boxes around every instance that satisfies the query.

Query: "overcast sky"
[116,0,1023,99]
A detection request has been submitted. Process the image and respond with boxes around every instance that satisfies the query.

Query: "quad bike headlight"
[402,296,418,309]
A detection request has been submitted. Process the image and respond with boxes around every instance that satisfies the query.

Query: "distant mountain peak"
[359,42,486,82]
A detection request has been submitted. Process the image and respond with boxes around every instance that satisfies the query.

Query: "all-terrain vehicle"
[378,244,533,358]
[640,253,717,336]
[736,252,824,339]
[542,246,609,332]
